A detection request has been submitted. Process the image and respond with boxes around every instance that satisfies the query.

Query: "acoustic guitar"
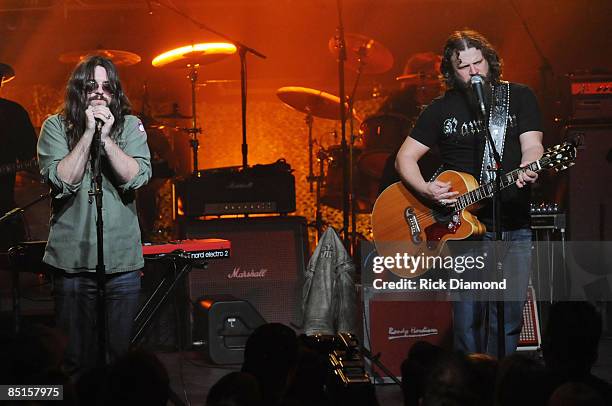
[371,142,577,278]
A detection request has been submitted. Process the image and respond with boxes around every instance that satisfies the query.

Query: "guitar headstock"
[540,141,577,172]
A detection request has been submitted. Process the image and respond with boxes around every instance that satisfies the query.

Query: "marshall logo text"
[227,267,268,279]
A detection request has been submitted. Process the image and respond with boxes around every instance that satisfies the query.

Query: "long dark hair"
[440,30,503,90]
[60,55,131,149]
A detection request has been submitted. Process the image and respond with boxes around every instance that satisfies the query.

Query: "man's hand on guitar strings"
[425,180,458,207]
[516,163,538,188]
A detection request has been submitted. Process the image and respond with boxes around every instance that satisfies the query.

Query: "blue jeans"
[53,270,141,377]
[452,228,532,357]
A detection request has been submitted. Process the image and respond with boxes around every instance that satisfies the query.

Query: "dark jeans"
[53,269,141,377]
[452,228,532,357]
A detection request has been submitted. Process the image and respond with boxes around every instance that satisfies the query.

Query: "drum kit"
[275,35,442,237]
[54,35,442,241]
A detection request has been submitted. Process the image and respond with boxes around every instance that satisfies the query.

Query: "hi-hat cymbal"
[59,49,142,66]
[152,43,237,69]
[156,112,193,120]
[276,86,360,121]
[0,63,15,85]
[328,33,394,74]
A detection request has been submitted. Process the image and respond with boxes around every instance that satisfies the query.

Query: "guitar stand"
[360,346,401,385]
[130,251,207,349]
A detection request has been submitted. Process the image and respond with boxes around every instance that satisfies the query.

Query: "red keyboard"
[142,239,230,260]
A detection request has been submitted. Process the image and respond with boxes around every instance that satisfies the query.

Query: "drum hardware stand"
[151,0,266,172]
[333,0,350,250]
[347,46,369,257]
[186,66,202,174]
[305,112,316,193]
[313,147,333,243]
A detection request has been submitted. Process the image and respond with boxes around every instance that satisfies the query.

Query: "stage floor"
[156,339,612,406]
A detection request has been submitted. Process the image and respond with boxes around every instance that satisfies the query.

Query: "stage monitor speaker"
[193,294,266,364]
[362,288,453,383]
[179,216,308,329]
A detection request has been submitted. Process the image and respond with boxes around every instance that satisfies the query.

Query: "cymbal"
[396,72,442,86]
[155,103,192,120]
[0,63,15,85]
[152,43,237,68]
[59,49,142,66]
[328,33,393,74]
[276,86,360,121]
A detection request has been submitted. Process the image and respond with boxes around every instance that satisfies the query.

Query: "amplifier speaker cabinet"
[179,216,309,329]
[363,287,541,381]
[563,124,612,282]
[362,288,453,383]
[564,123,612,242]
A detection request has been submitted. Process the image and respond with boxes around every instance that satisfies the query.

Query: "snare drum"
[357,113,413,180]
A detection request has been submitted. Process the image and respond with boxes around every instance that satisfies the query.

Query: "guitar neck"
[0,158,37,176]
[455,160,543,210]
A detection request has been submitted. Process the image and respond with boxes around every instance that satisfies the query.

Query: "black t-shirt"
[0,98,37,212]
[409,82,542,230]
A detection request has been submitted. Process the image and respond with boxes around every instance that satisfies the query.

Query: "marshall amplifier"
[567,73,612,121]
[179,216,309,329]
[173,160,296,216]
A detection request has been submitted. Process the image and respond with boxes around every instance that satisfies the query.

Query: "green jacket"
[37,114,152,273]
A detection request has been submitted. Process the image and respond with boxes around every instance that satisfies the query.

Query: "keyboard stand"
[131,251,207,349]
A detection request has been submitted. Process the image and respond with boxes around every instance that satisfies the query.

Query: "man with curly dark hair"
[37,55,151,376]
[396,30,544,357]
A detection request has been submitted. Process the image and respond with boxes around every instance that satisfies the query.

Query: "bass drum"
[357,113,413,180]
[320,146,379,213]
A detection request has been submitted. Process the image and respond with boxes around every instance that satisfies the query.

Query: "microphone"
[95,118,104,133]
[470,75,487,117]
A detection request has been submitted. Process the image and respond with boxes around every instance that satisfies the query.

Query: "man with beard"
[37,55,151,376]
[395,30,543,356]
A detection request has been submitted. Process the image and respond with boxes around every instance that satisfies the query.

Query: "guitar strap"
[429,165,445,182]
[479,80,510,184]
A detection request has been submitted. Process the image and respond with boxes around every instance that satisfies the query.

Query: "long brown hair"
[440,30,503,90]
[60,55,131,149]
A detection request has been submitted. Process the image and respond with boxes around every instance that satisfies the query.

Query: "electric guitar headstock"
[539,141,577,172]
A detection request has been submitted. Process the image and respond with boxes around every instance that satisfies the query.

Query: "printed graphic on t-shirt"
[442,114,518,138]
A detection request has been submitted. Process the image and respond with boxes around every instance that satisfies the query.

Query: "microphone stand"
[89,122,107,367]
[334,0,350,250]
[149,0,266,170]
[475,98,506,358]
